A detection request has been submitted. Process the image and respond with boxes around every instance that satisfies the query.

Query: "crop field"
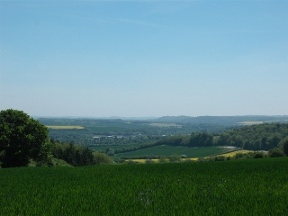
[114,145,237,158]
[1,157,287,215]
[46,125,85,130]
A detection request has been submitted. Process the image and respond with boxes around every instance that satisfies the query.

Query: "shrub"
[268,148,285,157]
[168,154,181,163]
[159,157,168,163]
[93,152,114,164]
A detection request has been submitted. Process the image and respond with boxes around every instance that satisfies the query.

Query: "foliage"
[268,148,285,157]
[50,158,73,167]
[38,115,288,156]
[189,132,214,147]
[168,154,181,163]
[38,117,242,145]
[215,123,288,150]
[92,152,114,164]
[282,138,288,156]
[51,141,94,166]
[105,147,115,156]
[252,152,266,159]
[0,109,50,168]
[51,141,114,166]
[1,158,288,215]
[158,157,168,163]
[108,123,288,156]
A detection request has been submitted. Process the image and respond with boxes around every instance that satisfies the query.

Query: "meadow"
[1,157,288,215]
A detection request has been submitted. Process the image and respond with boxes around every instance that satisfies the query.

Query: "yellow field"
[46,126,85,130]
[128,159,159,163]
[220,150,253,157]
[126,158,198,164]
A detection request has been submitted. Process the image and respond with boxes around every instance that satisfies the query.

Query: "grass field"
[46,125,85,130]
[114,145,238,158]
[1,157,288,215]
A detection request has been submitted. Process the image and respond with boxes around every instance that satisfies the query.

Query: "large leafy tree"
[0,109,50,168]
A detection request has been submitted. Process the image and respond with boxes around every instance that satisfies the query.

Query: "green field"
[1,158,288,215]
[89,144,143,152]
[114,145,237,158]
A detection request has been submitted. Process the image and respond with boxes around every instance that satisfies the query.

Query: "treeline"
[156,123,288,150]
[216,123,288,150]
[50,140,114,166]
[110,123,288,155]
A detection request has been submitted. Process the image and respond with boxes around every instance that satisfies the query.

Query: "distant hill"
[155,115,288,126]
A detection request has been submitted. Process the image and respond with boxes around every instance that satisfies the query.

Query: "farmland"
[1,157,288,215]
[114,145,238,159]
[126,149,253,163]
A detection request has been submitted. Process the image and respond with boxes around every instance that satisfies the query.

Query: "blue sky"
[0,0,287,117]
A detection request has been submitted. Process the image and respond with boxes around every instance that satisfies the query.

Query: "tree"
[0,109,50,168]
[189,132,214,147]
[105,147,115,156]
[283,139,288,156]
[51,141,94,166]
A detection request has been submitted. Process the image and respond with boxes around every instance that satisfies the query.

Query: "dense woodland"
[215,123,288,150]
[50,140,114,166]
[172,123,288,150]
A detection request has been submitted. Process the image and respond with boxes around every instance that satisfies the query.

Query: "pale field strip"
[239,121,264,125]
[149,123,182,128]
[46,126,85,130]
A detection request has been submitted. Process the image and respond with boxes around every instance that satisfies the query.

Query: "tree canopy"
[0,109,50,168]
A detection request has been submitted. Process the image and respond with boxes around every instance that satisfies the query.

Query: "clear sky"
[0,0,287,117]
